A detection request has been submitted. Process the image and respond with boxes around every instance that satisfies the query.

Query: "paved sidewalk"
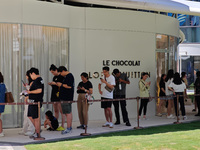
[0,112,200,146]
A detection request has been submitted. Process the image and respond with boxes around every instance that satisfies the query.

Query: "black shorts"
[101,97,112,109]
[51,99,60,102]
[28,103,42,119]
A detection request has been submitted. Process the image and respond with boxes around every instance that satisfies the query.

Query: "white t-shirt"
[100,75,116,99]
[165,78,173,95]
[168,82,186,93]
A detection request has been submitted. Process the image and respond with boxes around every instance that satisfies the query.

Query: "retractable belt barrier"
[0,93,198,140]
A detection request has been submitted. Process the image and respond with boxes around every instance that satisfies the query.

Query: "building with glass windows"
[179,0,200,86]
[0,0,188,128]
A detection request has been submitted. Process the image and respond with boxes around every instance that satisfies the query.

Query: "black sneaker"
[77,125,84,129]
[83,125,87,129]
[125,122,131,126]
[195,114,200,116]
[114,121,120,125]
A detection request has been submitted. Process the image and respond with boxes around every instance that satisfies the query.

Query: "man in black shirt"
[113,69,131,126]
[27,67,44,138]
[57,66,74,134]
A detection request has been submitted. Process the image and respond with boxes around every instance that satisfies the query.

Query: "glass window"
[156,34,169,50]
[0,23,69,128]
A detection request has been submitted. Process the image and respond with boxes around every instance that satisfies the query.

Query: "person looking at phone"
[27,67,44,138]
[112,69,131,126]
[19,70,35,136]
[48,64,65,130]
[138,72,151,120]
[98,66,115,128]
[76,72,93,129]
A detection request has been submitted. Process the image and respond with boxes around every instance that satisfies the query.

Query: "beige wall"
[0,0,179,122]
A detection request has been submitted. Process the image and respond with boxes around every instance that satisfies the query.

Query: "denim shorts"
[166,94,174,100]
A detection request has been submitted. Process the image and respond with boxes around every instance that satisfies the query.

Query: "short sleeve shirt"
[114,73,129,96]
[59,73,74,101]
[168,82,186,93]
[29,77,44,102]
[101,75,116,99]
[159,81,166,96]
[77,81,93,94]
[51,75,64,101]
[194,77,200,94]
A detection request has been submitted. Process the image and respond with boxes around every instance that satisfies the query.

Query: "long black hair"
[160,74,166,85]
[165,69,174,82]
[173,72,182,85]
[26,70,33,85]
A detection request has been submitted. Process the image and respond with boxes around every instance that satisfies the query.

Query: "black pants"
[139,98,149,116]
[113,95,129,123]
[174,92,186,116]
[195,94,200,114]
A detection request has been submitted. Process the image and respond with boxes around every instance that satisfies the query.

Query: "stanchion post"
[34,102,45,140]
[174,95,181,124]
[80,97,91,136]
[134,97,143,129]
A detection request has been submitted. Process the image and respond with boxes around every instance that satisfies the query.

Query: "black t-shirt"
[159,81,166,96]
[195,77,200,94]
[29,77,44,102]
[59,73,74,101]
[77,81,93,94]
[50,116,59,130]
[51,75,64,100]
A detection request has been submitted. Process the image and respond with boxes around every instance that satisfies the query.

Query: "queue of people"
[0,65,197,138]
[157,70,191,120]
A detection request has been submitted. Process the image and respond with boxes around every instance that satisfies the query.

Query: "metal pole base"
[34,136,45,140]
[80,133,91,136]
[133,126,143,129]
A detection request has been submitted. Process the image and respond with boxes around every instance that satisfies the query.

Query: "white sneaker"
[167,114,175,119]
[156,113,162,117]
[102,122,110,127]
[24,131,34,136]
[109,122,114,128]
[183,116,187,120]
[0,132,5,137]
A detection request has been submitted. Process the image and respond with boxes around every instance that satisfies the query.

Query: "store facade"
[0,0,179,128]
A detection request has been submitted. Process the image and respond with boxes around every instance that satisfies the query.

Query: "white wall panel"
[22,0,70,27]
[86,8,156,33]
[0,0,22,23]
[156,14,179,37]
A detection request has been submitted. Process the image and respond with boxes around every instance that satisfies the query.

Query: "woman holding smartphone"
[77,72,93,129]
[138,72,151,120]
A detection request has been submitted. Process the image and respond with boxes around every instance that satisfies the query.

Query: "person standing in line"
[99,66,116,128]
[0,72,6,137]
[27,67,44,138]
[77,72,93,129]
[48,64,65,129]
[168,72,187,120]
[56,66,74,134]
[194,71,200,116]
[19,70,35,136]
[138,72,151,120]
[157,74,167,117]
[181,72,188,87]
[112,69,131,126]
[165,69,175,119]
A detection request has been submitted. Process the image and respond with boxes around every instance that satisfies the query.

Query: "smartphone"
[21,80,25,85]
